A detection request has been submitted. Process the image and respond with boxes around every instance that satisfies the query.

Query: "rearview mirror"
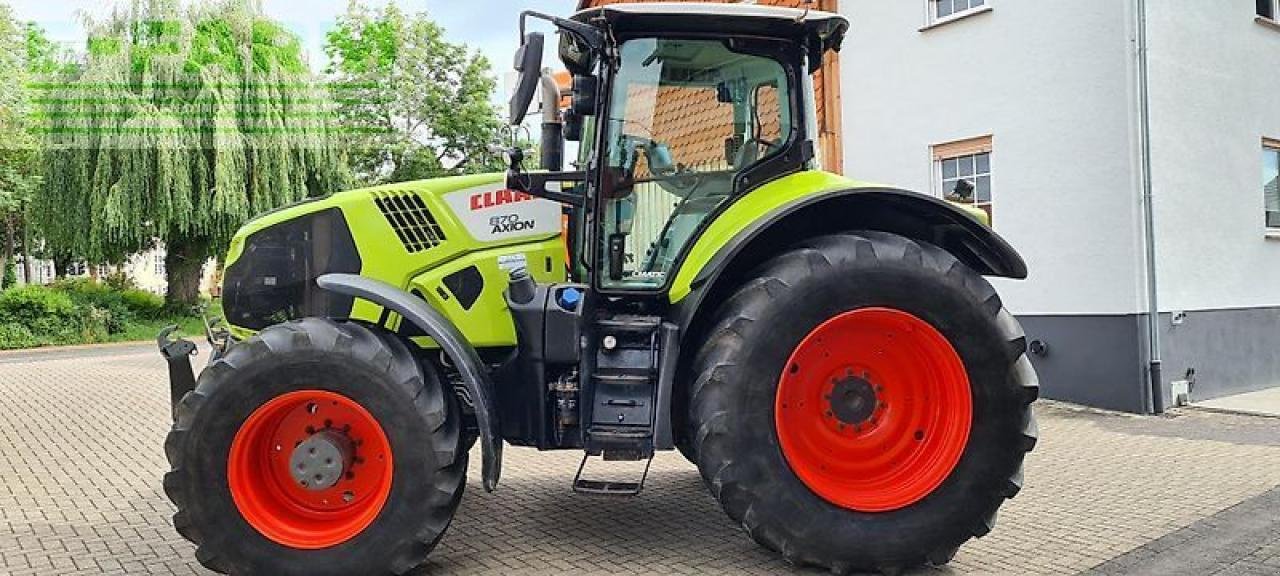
[509,32,545,125]
[559,31,598,76]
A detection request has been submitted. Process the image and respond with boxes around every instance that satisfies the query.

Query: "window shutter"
[933,135,993,161]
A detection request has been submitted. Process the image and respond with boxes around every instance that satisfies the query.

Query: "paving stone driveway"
[0,343,1277,575]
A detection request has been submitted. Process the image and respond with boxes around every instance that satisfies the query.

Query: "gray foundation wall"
[1016,315,1147,413]
[1016,307,1280,414]
[1160,307,1280,405]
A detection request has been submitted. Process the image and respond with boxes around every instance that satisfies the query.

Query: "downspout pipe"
[1136,0,1164,414]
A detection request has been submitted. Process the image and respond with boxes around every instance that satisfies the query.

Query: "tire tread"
[687,231,1038,575]
[163,318,465,576]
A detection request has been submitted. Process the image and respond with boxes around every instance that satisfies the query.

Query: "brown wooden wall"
[576,0,844,174]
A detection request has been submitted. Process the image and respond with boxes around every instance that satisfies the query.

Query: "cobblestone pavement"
[0,344,1278,575]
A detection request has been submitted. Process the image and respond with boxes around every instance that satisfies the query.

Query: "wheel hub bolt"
[289,430,354,491]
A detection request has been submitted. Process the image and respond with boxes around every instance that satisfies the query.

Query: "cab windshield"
[597,38,793,290]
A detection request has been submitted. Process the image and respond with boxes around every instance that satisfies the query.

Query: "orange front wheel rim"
[775,308,973,512]
[228,390,393,549]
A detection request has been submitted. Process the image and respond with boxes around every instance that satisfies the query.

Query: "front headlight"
[221,208,362,331]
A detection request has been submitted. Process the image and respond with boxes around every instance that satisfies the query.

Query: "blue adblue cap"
[557,287,582,310]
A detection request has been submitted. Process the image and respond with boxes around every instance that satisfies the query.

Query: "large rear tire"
[163,318,467,576]
[687,231,1038,574]
[675,439,697,466]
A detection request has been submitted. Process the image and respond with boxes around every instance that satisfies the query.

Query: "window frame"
[1263,138,1280,231]
[1259,0,1278,21]
[923,0,991,29]
[1258,0,1280,32]
[932,135,994,222]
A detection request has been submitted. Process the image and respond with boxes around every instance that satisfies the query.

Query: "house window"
[154,253,165,276]
[1259,0,1276,20]
[932,0,985,22]
[933,135,993,221]
[1264,140,1280,228]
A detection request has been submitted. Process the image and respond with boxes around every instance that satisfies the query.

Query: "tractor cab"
[507,4,848,297]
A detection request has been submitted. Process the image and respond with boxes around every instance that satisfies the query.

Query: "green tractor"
[159,4,1038,575]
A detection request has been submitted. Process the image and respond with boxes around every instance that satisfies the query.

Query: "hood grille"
[372,191,446,253]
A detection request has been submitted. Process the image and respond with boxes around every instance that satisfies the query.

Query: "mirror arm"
[506,171,587,207]
[519,10,606,51]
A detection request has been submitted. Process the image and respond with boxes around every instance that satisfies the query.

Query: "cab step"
[572,451,653,496]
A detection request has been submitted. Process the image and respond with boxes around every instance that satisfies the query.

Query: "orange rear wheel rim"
[228,390,393,549]
[775,308,972,512]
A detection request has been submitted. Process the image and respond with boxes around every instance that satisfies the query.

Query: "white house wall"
[1146,2,1280,312]
[838,0,1146,317]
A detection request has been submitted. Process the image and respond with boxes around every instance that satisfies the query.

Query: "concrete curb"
[0,340,154,357]
[1185,404,1280,421]
[0,340,161,364]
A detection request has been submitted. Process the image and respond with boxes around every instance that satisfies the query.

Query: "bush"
[0,286,99,348]
[46,280,130,333]
[120,289,166,318]
[0,323,38,349]
[48,278,166,332]
[0,285,80,326]
[104,270,137,291]
[0,281,200,349]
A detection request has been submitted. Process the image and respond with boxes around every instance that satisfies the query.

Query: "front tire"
[163,318,467,576]
[687,231,1038,574]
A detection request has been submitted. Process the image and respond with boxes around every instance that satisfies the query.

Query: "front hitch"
[157,325,197,421]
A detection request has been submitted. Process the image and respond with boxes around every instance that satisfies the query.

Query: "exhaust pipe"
[539,68,564,172]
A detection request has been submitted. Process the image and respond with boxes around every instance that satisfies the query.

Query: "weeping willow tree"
[36,0,349,306]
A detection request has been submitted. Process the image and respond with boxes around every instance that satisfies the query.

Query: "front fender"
[316,273,503,492]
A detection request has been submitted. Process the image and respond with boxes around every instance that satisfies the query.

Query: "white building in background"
[839,0,1280,412]
[17,246,219,297]
[122,249,176,295]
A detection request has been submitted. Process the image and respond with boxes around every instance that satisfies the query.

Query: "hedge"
[0,280,175,349]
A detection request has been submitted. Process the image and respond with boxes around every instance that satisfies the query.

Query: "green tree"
[325,2,503,186]
[34,0,350,307]
[0,4,43,287]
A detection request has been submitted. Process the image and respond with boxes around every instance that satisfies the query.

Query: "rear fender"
[671,186,1027,333]
[316,273,504,492]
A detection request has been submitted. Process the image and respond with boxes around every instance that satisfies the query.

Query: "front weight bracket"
[157,325,198,421]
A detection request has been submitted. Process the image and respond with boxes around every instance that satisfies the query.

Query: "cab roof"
[571,2,848,53]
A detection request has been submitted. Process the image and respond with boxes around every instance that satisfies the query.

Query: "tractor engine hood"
[219,173,563,339]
